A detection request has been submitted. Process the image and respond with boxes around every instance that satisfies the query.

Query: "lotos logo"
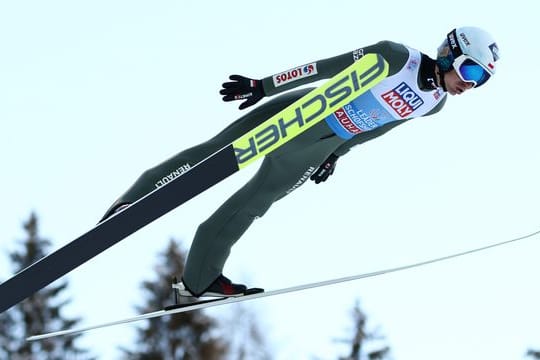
[381,82,424,118]
[303,64,315,74]
[272,62,318,87]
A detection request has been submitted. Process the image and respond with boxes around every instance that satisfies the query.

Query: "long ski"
[26,213,540,341]
[0,53,388,314]
[27,266,393,341]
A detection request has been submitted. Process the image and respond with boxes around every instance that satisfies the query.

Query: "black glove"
[310,154,339,184]
[220,75,265,110]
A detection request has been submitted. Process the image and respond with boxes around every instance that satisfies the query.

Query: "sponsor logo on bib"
[381,82,424,118]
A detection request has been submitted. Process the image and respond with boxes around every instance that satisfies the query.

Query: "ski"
[27,268,389,341]
[28,227,540,342]
[0,53,388,314]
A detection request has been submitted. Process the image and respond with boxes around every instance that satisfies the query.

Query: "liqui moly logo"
[381,82,424,118]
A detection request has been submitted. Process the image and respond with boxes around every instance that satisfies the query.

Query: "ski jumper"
[102,41,448,295]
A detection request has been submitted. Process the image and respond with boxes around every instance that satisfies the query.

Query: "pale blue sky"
[1,1,539,359]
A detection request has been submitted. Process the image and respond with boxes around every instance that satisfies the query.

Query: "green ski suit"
[102,40,447,295]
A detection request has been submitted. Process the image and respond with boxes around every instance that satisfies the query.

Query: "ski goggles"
[446,30,492,88]
[452,54,491,88]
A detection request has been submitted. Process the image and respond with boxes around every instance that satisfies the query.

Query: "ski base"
[163,298,225,311]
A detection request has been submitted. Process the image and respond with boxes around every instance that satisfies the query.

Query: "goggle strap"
[447,29,464,58]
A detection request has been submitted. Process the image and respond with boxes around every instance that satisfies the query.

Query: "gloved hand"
[220,75,265,110]
[310,154,339,184]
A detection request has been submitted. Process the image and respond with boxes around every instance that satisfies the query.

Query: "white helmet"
[437,26,500,87]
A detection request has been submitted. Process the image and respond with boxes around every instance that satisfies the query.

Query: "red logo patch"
[333,108,362,134]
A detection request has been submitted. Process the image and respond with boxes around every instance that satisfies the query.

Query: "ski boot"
[173,274,263,298]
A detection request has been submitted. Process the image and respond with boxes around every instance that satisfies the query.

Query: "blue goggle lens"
[458,59,491,87]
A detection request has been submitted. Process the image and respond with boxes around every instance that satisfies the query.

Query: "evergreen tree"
[527,349,540,359]
[0,304,17,359]
[336,300,391,360]
[221,305,272,360]
[122,238,229,360]
[0,212,89,359]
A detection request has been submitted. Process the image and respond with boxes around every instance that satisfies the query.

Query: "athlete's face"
[444,69,475,95]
